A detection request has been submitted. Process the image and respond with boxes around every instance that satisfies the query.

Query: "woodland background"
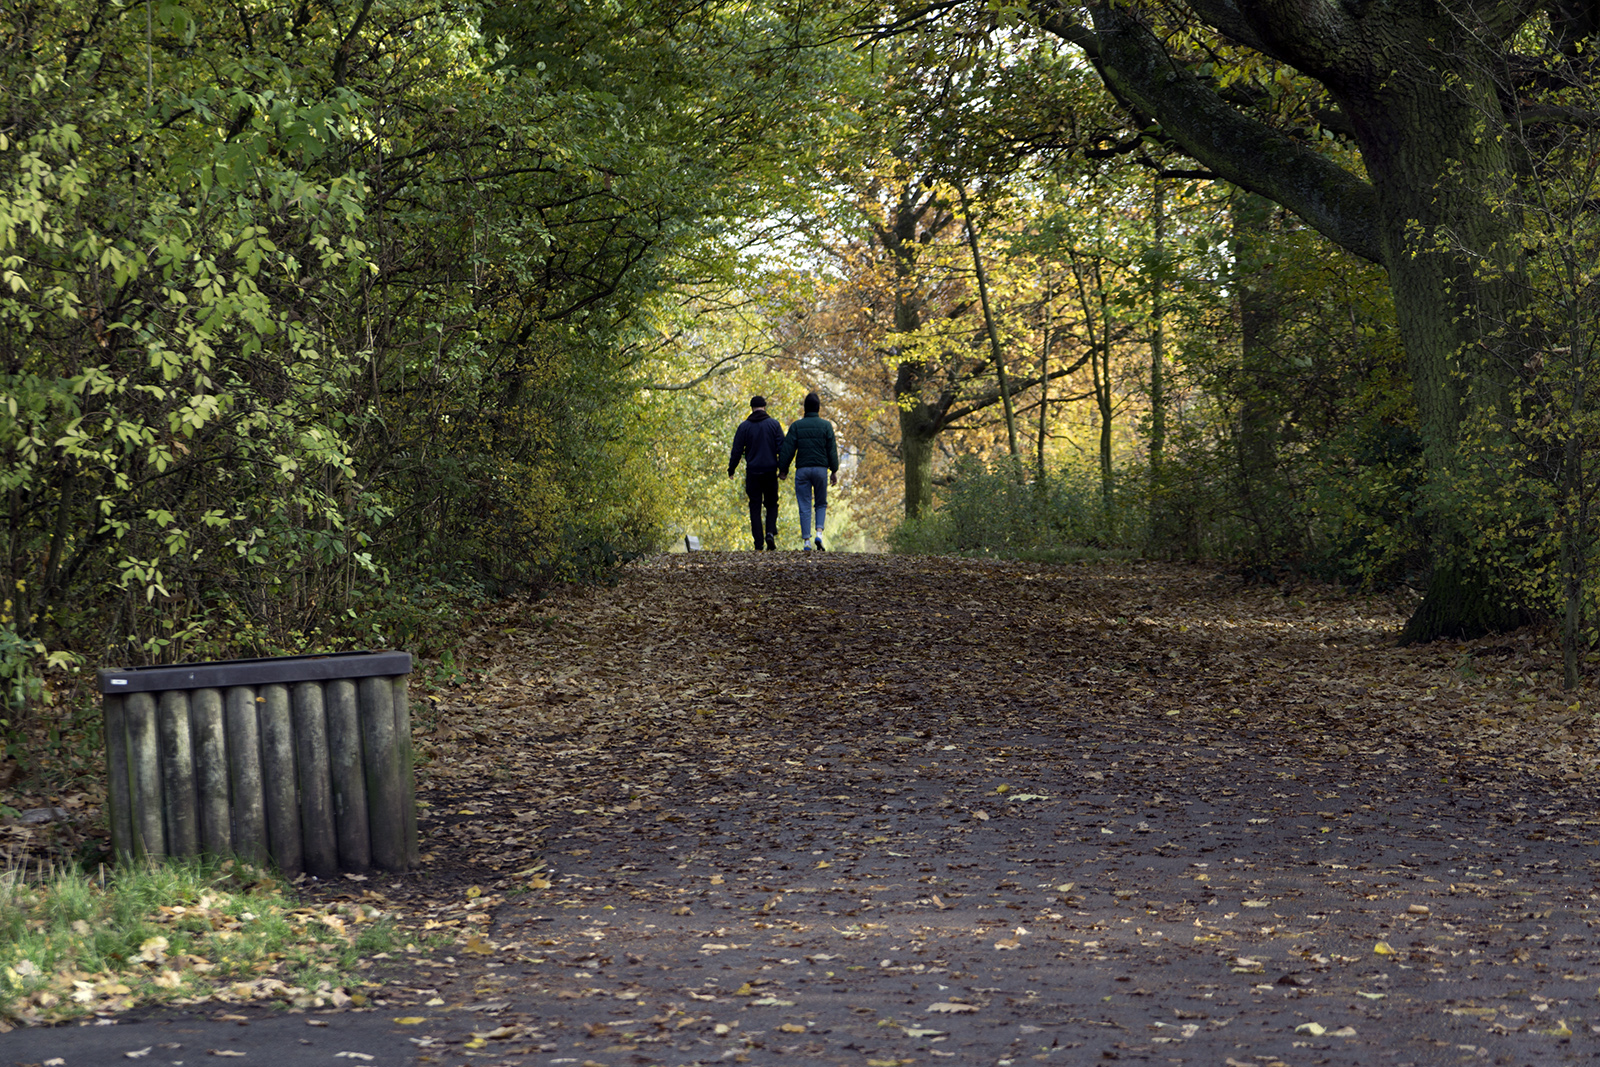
[4,0,1600,787]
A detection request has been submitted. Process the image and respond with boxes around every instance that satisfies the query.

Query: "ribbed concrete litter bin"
[98,651,416,877]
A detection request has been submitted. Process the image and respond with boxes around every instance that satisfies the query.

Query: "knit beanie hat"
[804,391,820,413]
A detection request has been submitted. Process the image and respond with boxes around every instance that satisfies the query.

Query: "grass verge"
[0,857,402,1028]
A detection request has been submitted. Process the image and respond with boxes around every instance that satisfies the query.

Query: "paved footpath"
[20,720,1599,1067]
[382,720,1600,1067]
[11,557,1600,1066]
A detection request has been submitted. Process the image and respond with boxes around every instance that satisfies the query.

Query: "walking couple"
[727,392,839,552]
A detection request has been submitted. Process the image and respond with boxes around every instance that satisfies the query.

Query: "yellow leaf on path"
[927,1002,979,1014]
[394,1017,428,1025]
[710,875,725,885]
[528,876,551,889]
[474,1025,520,1040]
[207,1052,247,1058]
[466,885,482,899]
[1329,1026,1358,1037]
[463,935,495,955]
[778,1023,806,1033]
[1374,941,1395,955]
[1295,1022,1327,1035]
[1242,900,1270,908]
[815,860,831,869]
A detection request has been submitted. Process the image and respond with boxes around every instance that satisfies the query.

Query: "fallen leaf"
[1374,941,1396,955]
[393,1017,428,1025]
[473,1025,521,1040]
[927,1002,980,1014]
[778,1023,806,1033]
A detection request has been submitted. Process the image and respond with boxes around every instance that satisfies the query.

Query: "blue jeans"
[794,467,829,542]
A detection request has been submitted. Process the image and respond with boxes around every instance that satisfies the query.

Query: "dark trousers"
[745,470,780,549]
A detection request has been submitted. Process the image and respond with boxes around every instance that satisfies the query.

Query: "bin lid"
[97,650,413,694]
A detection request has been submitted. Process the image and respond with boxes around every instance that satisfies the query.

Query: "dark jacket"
[778,414,839,476]
[728,409,784,476]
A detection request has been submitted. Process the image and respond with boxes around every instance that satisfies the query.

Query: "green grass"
[0,857,403,1024]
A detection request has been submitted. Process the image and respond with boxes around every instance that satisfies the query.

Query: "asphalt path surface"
[11,557,1600,1066]
[20,724,1595,1067]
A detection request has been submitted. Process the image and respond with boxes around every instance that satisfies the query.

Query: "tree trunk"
[957,183,1020,461]
[1037,274,1056,483]
[1147,181,1165,477]
[1397,560,1523,644]
[1147,180,1175,549]
[898,391,938,519]
[1342,41,1526,642]
[1231,190,1280,558]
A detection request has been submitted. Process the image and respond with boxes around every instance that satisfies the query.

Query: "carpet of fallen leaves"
[368,554,1600,1067]
[12,553,1600,1067]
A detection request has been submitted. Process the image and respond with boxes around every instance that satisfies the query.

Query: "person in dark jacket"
[777,391,839,552]
[728,395,785,550]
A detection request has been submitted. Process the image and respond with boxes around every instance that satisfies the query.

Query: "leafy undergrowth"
[0,859,401,1029]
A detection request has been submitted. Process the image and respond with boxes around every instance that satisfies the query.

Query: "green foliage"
[1146,191,1423,583]
[889,455,1142,558]
[0,858,396,1023]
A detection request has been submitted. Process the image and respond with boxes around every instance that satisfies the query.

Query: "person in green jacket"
[777,391,839,552]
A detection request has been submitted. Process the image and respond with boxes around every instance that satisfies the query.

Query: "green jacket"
[778,414,839,476]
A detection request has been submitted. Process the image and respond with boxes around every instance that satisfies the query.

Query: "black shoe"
[766,535,776,551]
[814,536,826,552]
